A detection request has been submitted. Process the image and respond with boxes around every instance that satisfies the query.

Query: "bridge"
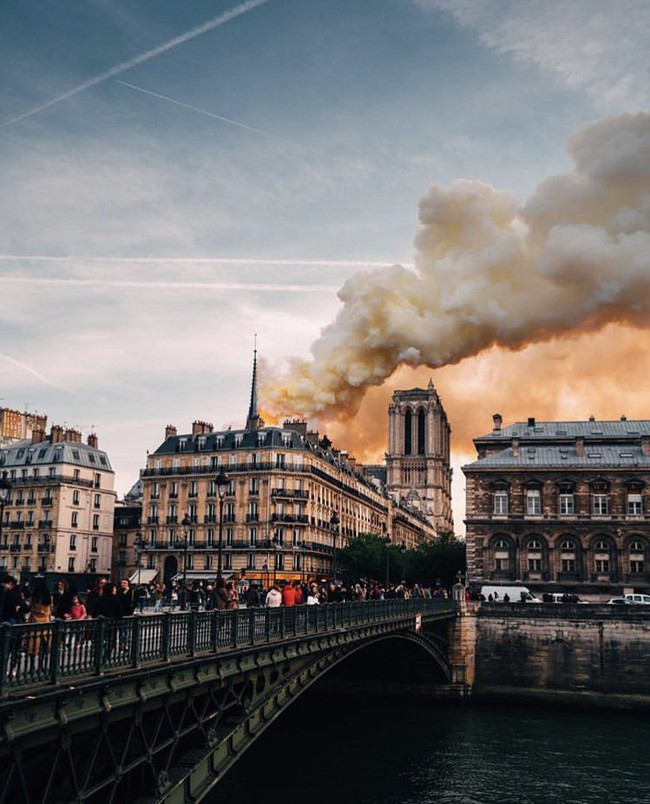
[0,598,462,803]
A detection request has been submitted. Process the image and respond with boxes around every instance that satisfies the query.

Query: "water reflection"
[214,696,650,804]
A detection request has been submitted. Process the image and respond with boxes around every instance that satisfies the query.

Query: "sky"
[0,0,649,533]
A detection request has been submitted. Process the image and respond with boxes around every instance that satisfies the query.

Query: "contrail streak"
[0,277,338,293]
[116,81,323,155]
[0,354,65,391]
[0,255,409,268]
[0,0,275,129]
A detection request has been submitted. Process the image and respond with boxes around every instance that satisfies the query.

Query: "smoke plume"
[263,112,650,423]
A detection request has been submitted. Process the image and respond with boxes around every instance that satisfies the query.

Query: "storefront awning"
[170,571,234,583]
[128,568,159,585]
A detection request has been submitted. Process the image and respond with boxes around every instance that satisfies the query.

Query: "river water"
[214,695,650,804]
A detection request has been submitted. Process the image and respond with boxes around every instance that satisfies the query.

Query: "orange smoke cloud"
[322,323,650,465]
[262,112,650,428]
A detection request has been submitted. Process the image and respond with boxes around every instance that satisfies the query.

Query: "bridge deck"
[0,599,456,700]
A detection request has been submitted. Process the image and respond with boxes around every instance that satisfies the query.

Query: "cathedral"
[385,380,454,534]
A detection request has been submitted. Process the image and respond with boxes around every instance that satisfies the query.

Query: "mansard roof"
[0,438,113,471]
[464,444,650,471]
[152,426,305,455]
[475,419,650,444]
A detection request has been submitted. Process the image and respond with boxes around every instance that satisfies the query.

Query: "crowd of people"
[1,572,451,626]
[0,572,452,677]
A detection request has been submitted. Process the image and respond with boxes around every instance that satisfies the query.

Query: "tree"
[340,531,465,589]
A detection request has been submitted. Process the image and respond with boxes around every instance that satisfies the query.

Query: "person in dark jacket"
[85,577,108,618]
[95,582,120,662]
[52,579,73,619]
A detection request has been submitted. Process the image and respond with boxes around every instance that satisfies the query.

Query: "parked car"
[624,593,650,605]
[542,592,585,604]
[607,597,634,605]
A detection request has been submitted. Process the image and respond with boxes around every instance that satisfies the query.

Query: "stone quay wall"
[473,604,650,709]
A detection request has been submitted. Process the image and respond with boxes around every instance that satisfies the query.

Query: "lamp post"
[384,535,392,589]
[0,473,11,548]
[181,513,191,609]
[216,471,229,579]
[271,536,279,586]
[330,512,340,583]
[134,531,146,588]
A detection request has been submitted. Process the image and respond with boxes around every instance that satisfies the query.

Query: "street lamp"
[330,512,340,583]
[216,471,229,579]
[181,513,191,608]
[384,535,392,589]
[134,531,147,588]
[0,473,11,548]
[271,535,280,586]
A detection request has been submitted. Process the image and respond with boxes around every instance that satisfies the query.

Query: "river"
[213,695,650,804]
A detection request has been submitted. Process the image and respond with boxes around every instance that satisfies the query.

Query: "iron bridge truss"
[0,599,457,803]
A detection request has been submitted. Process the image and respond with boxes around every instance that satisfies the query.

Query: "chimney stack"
[50,425,63,444]
[165,425,177,440]
[87,433,98,449]
[492,413,502,432]
[527,417,536,428]
[31,428,45,444]
[512,437,520,458]
[64,428,82,443]
[576,436,585,457]
[283,419,308,438]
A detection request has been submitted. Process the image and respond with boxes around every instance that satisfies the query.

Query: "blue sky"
[1,1,648,529]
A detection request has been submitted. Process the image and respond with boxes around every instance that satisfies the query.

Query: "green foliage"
[340,531,466,588]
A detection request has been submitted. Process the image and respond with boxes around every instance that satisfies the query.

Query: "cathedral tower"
[385,380,453,534]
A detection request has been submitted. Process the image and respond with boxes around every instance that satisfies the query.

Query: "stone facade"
[474,606,650,705]
[463,416,650,596]
[385,380,453,534]
[138,419,437,589]
[0,425,115,582]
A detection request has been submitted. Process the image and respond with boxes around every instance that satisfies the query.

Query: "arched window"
[493,538,510,571]
[404,410,412,455]
[629,541,645,574]
[594,540,610,574]
[417,409,426,455]
[527,539,543,573]
[560,539,577,573]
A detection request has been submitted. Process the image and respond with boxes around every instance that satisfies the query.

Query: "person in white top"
[265,585,282,607]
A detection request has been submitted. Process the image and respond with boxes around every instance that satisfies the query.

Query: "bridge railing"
[0,599,456,695]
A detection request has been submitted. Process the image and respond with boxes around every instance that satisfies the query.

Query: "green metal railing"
[0,599,456,695]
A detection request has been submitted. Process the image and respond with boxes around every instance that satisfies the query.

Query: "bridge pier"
[447,584,477,693]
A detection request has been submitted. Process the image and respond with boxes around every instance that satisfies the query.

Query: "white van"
[624,593,650,605]
[480,585,542,603]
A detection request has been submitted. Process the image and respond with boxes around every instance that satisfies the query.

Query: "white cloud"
[415,0,650,111]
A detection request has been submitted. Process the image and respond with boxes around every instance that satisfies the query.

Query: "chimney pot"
[527,417,535,428]
[87,433,98,449]
[492,413,502,431]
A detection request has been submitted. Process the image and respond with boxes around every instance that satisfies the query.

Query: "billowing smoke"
[263,112,650,423]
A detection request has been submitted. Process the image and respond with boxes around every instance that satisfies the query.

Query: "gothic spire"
[246,335,264,431]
